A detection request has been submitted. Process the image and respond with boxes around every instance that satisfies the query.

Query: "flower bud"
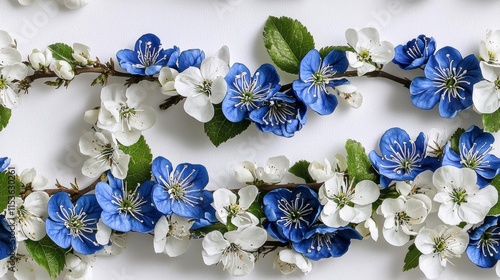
[51,60,74,80]
[72,43,92,65]
[29,48,52,71]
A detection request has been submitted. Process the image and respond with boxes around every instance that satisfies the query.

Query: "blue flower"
[0,215,15,260]
[95,172,162,233]
[292,49,349,115]
[248,90,307,137]
[410,46,481,118]
[0,157,10,173]
[263,186,321,243]
[292,225,362,261]
[466,216,500,268]
[442,125,500,188]
[178,49,205,72]
[116,33,179,76]
[46,193,103,255]
[222,63,281,122]
[393,35,436,70]
[151,156,213,220]
[369,127,440,188]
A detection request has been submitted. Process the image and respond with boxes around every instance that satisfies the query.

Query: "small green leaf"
[0,106,11,132]
[449,127,465,154]
[319,46,355,58]
[191,223,228,237]
[25,236,66,280]
[247,193,264,223]
[345,139,378,185]
[48,43,75,64]
[204,104,251,147]
[119,136,153,190]
[488,175,500,215]
[263,16,315,74]
[288,160,314,183]
[483,108,500,132]
[0,170,22,213]
[403,243,422,272]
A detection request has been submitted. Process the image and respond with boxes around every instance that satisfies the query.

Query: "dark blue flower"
[0,215,15,260]
[222,63,281,122]
[46,193,103,255]
[177,49,205,72]
[292,49,349,115]
[393,35,436,70]
[292,225,362,261]
[442,125,500,188]
[263,186,321,243]
[0,157,10,173]
[248,89,307,137]
[466,216,500,268]
[410,46,481,118]
[151,156,213,220]
[95,172,162,233]
[116,33,179,76]
[369,127,440,188]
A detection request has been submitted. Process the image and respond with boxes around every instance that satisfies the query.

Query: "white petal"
[174,67,204,97]
[437,202,462,225]
[0,30,14,48]
[83,109,99,125]
[153,216,169,253]
[24,191,49,217]
[125,83,149,108]
[238,185,258,210]
[200,57,229,81]
[419,254,445,279]
[0,47,22,66]
[21,216,46,241]
[321,205,347,227]
[339,205,359,223]
[165,236,191,257]
[96,219,112,246]
[370,41,395,64]
[202,231,229,263]
[183,94,214,122]
[415,228,438,254]
[209,76,227,104]
[0,85,19,109]
[215,45,230,65]
[345,29,359,49]
[110,152,130,180]
[352,180,380,205]
[234,162,256,183]
[14,257,37,280]
[308,159,334,183]
[227,226,267,251]
[2,62,28,81]
[130,105,157,131]
[383,226,409,246]
[231,212,259,229]
[473,81,500,114]
[358,27,381,48]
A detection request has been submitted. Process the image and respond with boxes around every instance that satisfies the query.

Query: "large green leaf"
[288,160,314,183]
[483,108,500,132]
[345,139,378,185]
[25,236,66,280]
[263,16,315,74]
[119,136,153,190]
[488,175,500,215]
[0,170,21,213]
[48,43,75,64]
[403,243,422,272]
[0,106,11,131]
[204,104,251,147]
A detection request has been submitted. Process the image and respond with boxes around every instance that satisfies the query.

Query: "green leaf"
[191,223,228,237]
[345,139,378,185]
[319,46,355,58]
[0,170,22,213]
[48,43,75,64]
[483,108,500,132]
[403,243,422,272]
[0,106,11,132]
[449,127,465,154]
[119,136,153,190]
[204,104,251,147]
[288,160,314,183]
[488,175,500,215]
[25,236,66,280]
[263,16,315,74]
[247,193,264,223]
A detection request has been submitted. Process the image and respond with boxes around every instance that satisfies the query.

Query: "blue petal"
[134,34,162,52]
[46,219,71,249]
[222,63,252,122]
[47,192,74,221]
[95,182,121,213]
[425,46,462,78]
[293,80,317,105]
[152,183,173,215]
[116,49,144,75]
[263,220,288,243]
[101,211,131,232]
[178,49,205,72]
[410,78,440,110]
[299,50,321,81]
[255,63,280,96]
[309,91,338,115]
[441,145,463,168]
[165,46,180,69]
[71,231,103,255]
[75,194,102,221]
[0,157,10,173]
[145,65,163,76]
[467,245,497,268]
[323,50,348,74]
[152,156,173,185]
[438,90,466,118]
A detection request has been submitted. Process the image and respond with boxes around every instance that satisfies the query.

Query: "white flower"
[79,130,130,179]
[56,0,88,9]
[345,27,395,76]
[234,155,290,185]
[96,83,156,146]
[380,196,427,246]
[64,253,93,280]
[215,45,230,65]
[415,225,468,279]
[308,159,334,183]
[202,226,267,276]
[72,43,92,66]
[20,168,48,190]
[212,185,259,228]
[158,67,179,96]
[175,56,229,122]
[0,63,28,108]
[395,170,436,213]
[0,31,22,68]
[330,84,363,108]
[7,191,49,241]
[50,60,74,80]
[28,48,53,71]
[95,220,127,255]
[153,214,193,257]
[479,30,500,64]
[426,128,450,158]
[433,166,497,225]
[355,217,379,241]
[274,249,312,275]
[319,173,380,227]
[473,62,500,114]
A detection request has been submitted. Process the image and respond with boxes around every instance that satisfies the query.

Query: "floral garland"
[1,15,500,280]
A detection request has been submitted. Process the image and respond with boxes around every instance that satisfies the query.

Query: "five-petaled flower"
[369,127,440,188]
[153,214,194,257]
[8,191,49,242]
[212,185,259,229]
[410,46,482,118]
[116,33,179,76]
[466,216,500,269]
[46,193,103,255]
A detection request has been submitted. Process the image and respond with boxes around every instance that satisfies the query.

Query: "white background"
[1,0,499,279]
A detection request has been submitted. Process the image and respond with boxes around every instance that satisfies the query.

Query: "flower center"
[432,53,470,102]
[226,204,241,217]
[0,78,6,90]
[198,80,212,96]
[136,40,166,68]
[110,182,148,223]
[277,193,314,229]
[304,64,338,98]
[358,49,371,61]
[56,204,99,246]
[478,227,500,257]
[381,140,422,175]
[460,142,493,171]
[307,232,334,253]
[406,40,424,60]
[495,78,500,91]
[434,236,447,253]
[169,184,185,199]
[450,188,467,204]
[262,99,296,126]
[230,72,271,111]
[158,164,203,207]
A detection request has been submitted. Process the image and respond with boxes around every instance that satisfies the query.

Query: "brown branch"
[159,95,185,110]
[43,173,106,201]
[258,182,322,192]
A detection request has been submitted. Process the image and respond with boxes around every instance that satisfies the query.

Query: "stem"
[159,95,185,110]
[258,182,322,192]
[43,174,105,201]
